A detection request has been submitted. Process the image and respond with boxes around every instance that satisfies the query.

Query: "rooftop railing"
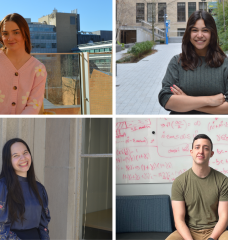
[31,52,112,114]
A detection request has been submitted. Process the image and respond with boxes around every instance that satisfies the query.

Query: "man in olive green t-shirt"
[166,134,228,240]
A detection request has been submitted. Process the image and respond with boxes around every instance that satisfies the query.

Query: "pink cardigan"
[0,50,47,114]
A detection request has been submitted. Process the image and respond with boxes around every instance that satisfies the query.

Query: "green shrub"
[127,41,154,58]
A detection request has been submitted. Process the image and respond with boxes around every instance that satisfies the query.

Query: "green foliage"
[127,41,154,58]
[117,41,125,50]
[214,1,228,51]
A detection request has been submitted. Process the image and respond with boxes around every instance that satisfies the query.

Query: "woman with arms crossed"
[0,138,50,239]
[0,13,47,114]
[158,10,228,114]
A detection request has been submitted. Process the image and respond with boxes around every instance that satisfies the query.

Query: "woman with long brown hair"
[158,10,228,114]
[0,138,50,239]
[0,13,46,114]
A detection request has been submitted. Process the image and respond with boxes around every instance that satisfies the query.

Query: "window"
[147,3,156,23]
[199,2,207,11]
[70,16,76,25]
[95,49,99,53]
[46,43,52,48]
[188,2,196,18]
[40,43,46,48]
[177,3,186,22]
[136,3,144,23]
[52,43,57,48]
[158,3,166,22]
[177,28,186,36]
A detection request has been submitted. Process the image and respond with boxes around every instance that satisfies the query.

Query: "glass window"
[158,3,166,22]
[41,34,45,40]
[45,28,49,32]
[147,3,156,23]
[177,3,186,22]
[46,43,52,48]
[177,28,186,36]
[35,43,40,48]
[52,43,57,48]
[95,49,99,53]
[40,43,46,48]
[47,34,51,40]
[136,3,145,23]
[35,34,39,39]
[52,34,56,40]
[70,16,76,24]
[90,49,95,53]
[188,2,196,18]
[99,48,105,52]
[105,48,110,52]
[199,2,207,11]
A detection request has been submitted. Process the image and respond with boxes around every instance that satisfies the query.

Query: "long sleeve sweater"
[0,50,47,114]
[158,55,228,114]
[0,176,50,240]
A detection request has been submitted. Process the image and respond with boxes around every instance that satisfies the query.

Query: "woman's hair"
[180,10,226,70]
[0,138,43,225]
[0,13,31,54]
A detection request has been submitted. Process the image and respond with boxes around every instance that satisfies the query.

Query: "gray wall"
[0,118,82,240]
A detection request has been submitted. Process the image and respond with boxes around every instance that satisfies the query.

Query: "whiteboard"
[116,118,228,184]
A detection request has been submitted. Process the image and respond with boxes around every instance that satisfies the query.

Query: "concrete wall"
[39,12,78,53]
[0,118,82,240]
[137,28,152,42]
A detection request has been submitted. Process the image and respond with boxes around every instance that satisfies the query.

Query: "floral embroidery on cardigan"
[0,91,5,103]
[22,92,30,104]
[29,99,40,109]
[35,65,46,77]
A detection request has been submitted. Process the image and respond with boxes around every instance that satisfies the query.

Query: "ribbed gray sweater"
[158,55,228,114]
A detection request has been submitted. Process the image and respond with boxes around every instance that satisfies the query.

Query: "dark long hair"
[0,13,31,54]
[180,10,226,70]
[0,138,43,225]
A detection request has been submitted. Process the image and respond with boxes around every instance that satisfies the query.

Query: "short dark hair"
[192,134,213,150]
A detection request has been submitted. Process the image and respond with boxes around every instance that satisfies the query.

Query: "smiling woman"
[0,13,47,114]
[0,138,50,239]
[158,10,228,115]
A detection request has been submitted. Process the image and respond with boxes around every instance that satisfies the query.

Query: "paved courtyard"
[116,43,182,115]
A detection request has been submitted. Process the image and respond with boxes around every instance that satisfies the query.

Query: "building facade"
[117,0,214,43]
[38,9,79,53]
[25,18,57,53]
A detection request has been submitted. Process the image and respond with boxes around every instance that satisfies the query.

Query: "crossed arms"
[165,85,228,114]
[172,201,228,240]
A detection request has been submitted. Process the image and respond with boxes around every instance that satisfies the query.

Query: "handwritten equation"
[116,118,228,183]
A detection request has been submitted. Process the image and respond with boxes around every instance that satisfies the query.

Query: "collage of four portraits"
[1,1,228,240]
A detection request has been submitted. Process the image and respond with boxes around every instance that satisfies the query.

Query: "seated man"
[166,134,228,240]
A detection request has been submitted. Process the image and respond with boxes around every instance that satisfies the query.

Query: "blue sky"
[0,0,112,32]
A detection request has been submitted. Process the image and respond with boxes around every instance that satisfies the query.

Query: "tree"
[214,1,228,51]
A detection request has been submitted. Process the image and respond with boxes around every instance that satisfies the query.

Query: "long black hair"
[180,10,226,70]
[0,138,43,225]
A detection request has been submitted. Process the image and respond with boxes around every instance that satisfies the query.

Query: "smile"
[19,161,28,167]
[195,40,206,43]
